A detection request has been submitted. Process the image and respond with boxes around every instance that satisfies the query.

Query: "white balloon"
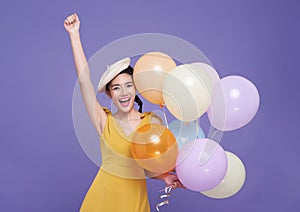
[190,62,220,88]
[201,151,246,199]
[162,64,213,122]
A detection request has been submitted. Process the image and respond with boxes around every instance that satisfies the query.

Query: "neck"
[115,108,140,121]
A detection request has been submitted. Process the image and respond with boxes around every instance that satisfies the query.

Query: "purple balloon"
[208,75,260,131]
[176,138,228,192]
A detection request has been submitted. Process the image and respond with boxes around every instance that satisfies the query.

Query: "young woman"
[64,13,182,211]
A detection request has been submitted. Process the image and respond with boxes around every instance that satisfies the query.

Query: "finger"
[74,13,80,23]
[172,182,178,188]
[67,17,71,24]
[71,14,76,21]
[178,182,185,188]
[68,16,74,24]
[65,19,70,26]
[71,16,75,23]
[174,181,184,189]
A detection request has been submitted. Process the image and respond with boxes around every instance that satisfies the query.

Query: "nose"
[120,86,128,95]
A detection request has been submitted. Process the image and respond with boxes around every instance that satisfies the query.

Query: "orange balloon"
[131,124,178,174]
[133,52,177,105]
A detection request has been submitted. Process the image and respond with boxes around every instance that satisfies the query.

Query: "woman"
[64,13,182,212]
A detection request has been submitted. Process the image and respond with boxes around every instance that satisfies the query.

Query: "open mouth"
[119,97,131,107]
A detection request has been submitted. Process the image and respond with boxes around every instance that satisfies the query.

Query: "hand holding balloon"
[160,173,184,189]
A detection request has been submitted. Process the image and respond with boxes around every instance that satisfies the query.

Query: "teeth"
[120,98,130,103]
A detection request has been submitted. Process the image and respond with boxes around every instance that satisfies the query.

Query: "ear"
[105,90,112,98]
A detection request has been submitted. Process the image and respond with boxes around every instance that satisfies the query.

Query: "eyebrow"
[111,82,133,87]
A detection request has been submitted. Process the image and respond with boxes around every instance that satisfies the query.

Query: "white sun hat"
[97,57,131,93]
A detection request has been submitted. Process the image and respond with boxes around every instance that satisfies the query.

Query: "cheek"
[110,91,118,99]
[128,87,136,95]
[108,90,117,101]
[111,95,119,104]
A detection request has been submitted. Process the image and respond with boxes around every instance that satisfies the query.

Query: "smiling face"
[107,73,136,113]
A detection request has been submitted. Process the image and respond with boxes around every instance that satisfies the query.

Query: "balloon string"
[156,185,173,211]
[160,104,169,129]
[195,119,199,139]
[208,126,220,140]
[198,127,223,165]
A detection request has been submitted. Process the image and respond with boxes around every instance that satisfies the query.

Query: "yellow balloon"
[162,64,213,122]
[133,52,176,105]
[201,151,246,199]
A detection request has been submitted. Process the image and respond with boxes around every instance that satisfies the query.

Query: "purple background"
[1,0,299,211]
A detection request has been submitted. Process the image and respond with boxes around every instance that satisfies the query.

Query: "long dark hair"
[105,66,143,113]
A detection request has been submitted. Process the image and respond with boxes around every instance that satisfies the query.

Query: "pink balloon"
[176,138,227,192]
[208,75,260,131]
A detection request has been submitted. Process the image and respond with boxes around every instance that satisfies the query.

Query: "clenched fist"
[64,13,80,34]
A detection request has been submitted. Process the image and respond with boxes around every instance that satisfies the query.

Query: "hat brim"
[97,57,131,93]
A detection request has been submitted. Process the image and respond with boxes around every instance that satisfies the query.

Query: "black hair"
[134,95,143,113]
[105,65,143,113]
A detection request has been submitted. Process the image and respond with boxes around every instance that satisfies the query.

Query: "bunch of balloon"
[131,124,178,174]
[162,61,257,198]
[158,61,229,191]
[133,52,177,105]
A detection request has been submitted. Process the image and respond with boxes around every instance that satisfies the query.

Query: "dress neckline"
[111,112,150,138]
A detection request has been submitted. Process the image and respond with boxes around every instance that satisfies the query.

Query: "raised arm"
[64,13,107,136]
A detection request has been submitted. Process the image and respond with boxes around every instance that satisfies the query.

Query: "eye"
[112,86,120,91]
[127,83,133,88]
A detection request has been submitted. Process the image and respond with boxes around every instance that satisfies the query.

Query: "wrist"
[69,31,80,39]
[159,173,170,180]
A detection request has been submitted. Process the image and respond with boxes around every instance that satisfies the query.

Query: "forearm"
[145,170,169,180]
[145,170,182,188]
[151,173,168,180]
[69,32,90,84]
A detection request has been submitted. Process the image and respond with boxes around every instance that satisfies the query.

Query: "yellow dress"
[80,108,151,212]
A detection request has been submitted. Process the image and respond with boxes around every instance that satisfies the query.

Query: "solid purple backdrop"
[1,0,299,211]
